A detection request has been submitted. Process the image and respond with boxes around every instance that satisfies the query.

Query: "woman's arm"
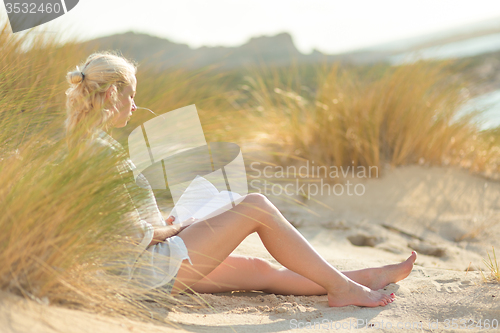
[148,217,196,246]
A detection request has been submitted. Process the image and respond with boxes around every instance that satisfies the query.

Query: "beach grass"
[238,60,500,178]
[481,247,500,283]
[0,18,227,322]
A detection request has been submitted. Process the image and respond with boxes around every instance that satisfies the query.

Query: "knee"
[250,257,279,287]
[240,193,276,224]
[241,193,273,213]
[243,193,268,205]
[241,193,291,229]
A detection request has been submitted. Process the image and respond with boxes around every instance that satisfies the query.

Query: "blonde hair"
[65,51,138,150]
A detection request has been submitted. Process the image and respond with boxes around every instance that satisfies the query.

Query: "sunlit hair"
[65,51,137,151]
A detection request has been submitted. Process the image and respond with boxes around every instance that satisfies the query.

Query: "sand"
[1,165,499,332]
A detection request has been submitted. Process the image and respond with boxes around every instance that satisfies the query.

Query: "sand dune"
[1,165,499,332]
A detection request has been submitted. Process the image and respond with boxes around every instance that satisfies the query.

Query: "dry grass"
[481,247,500,283]
[0,17,233,323]
[237,61,500,178]
[0,25,167,320]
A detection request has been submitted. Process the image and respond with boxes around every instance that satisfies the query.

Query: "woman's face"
[110,76,137,128]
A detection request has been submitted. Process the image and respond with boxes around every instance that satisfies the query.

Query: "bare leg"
[190,252,416,295]
[189,254,325,295]
[172,194,395,307]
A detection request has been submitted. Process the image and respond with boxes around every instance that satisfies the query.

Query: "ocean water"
[460,90,500,130]
[390,32,500,64]
[389,32,500,130]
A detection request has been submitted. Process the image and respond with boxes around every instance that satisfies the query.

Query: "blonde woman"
[65,51,417,307]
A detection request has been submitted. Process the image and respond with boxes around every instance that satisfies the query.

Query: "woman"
[65,51,417,307]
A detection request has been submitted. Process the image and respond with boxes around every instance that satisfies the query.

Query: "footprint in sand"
[431,278,462,293]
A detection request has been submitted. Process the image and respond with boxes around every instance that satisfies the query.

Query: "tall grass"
[239,61,500,177]
[0,21,147,320]
[0,18,238,322]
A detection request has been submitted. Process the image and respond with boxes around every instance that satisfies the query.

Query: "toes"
[380,296,394,306]
[380,293,395,306]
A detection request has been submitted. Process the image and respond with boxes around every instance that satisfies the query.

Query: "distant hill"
[82,31,337,70]
[80,16,500,69]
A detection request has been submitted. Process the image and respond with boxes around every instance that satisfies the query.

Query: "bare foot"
[328,280,395,307]
[366,251,417,290]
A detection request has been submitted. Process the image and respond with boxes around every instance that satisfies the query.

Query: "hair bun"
[67,70,84,85]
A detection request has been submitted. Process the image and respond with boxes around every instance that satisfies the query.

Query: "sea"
[461,90,500,130]
[390,33,500,130]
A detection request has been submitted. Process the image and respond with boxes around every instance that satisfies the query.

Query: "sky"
[8,0,500,54]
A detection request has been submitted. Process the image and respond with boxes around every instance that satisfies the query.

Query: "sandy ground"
[2,165,500,332]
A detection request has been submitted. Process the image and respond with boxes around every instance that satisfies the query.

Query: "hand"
[149,218,196,247]
[165,215,175,225]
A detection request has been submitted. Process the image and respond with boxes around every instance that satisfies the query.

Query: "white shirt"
[92,130,192,290]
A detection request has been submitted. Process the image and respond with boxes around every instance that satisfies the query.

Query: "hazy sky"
[16,0,500,54]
